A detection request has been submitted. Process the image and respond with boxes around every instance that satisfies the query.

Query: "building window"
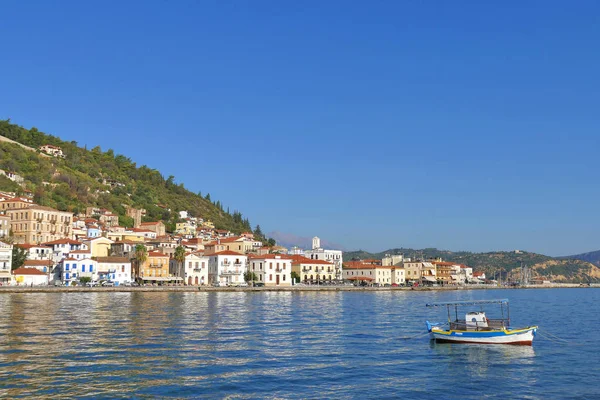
[269,274,272,281]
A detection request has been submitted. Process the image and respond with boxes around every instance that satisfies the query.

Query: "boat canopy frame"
[426,299,510,327]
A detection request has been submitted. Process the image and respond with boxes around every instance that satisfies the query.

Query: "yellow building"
[83,237,114,258]
[6,205,73,244]
[290,255,335,284]
[343,261,393,286]
[137,250,171,283]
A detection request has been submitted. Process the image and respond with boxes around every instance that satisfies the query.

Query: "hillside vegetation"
[345,247,600,283]
[0,120,252,233]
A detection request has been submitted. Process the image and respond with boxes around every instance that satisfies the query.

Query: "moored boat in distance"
[426,299,537,345]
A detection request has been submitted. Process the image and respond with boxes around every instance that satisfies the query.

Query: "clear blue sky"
[1,1,598,256]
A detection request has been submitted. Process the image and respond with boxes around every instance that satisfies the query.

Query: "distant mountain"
[562,250,600,267]
[344,247,600,283]
[268,231,346,251]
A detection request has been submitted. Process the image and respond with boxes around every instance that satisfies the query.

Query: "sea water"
[0,288,597,399]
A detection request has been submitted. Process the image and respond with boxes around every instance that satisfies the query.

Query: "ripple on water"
[0,290,598,398]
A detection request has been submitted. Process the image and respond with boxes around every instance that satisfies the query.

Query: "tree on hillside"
[174,245,186,284]
[254,225,263,238]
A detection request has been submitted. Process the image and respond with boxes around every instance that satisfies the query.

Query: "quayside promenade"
[0,283,592,293]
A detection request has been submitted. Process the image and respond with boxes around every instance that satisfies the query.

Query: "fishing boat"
[425,299,537,345]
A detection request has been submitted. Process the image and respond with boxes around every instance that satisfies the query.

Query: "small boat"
[425,299,537,345]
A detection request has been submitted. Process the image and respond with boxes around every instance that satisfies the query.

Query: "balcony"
[193,267,203,272]
[302,267,311,272]
[221,261,231,266]
[233,262,242,267]
[275,268,284,272]
[221,268,241,275]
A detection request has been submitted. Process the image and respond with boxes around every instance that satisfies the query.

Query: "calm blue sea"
[0,289,597,399]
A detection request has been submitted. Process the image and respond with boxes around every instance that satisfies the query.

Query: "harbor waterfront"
[0,288,598,399]
[0,283,594,293]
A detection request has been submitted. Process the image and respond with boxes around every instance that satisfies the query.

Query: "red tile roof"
[12,267,46,275]
[43,239,83,245]
[15,244,51,249]
[23,260,54,266]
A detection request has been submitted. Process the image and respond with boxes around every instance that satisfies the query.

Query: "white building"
[44,239,87,263]
[303,236,343,280]
[249,254,292,286]
[391,267,406,285]
[15,244,53,260]
[59,257,98,285]
[12,268,49,286]
[208,250,247,286]
[0,241,12,285]
[95,257,132,285]
[175,252,209,286]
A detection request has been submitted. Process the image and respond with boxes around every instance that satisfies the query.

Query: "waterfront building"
[137,251,171,284]
[0,241,12,285]
[59,257,98,285]
[303,237,343,281]
[432,261,455,285]
[208,250,247,286]
[343,261,393,286]
[404,261,424,284]
[248,254,292,287]
[95,257,132,284]
[171,252,208,286]
[420,262,437,285]
[289,255,335,284]
[12,267,49,286]
[459,265,473,282]
[6,205,73,244]
[391,267,406,285]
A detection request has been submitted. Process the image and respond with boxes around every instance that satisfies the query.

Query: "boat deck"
[449,318,507,331]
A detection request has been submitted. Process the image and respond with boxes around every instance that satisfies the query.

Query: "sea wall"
[0,283,592,293]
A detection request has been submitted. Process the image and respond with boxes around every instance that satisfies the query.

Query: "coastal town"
[0,182,487,288]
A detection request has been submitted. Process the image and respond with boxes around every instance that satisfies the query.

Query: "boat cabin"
[427,299,511,331]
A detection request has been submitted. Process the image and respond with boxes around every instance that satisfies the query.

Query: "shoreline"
[0,283,594,293]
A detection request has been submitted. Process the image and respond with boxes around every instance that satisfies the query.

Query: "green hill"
[0,120,252,233]
[345,247,600,283]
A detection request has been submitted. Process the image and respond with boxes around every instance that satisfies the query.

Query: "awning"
[347,276,374,281]
[422,276,436,282]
